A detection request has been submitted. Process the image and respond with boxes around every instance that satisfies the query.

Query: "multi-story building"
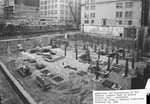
[14,0,39,7]
[39,0,81,24]
[4,0,39,23]
[81,0,149,27]
[0,0,4,21]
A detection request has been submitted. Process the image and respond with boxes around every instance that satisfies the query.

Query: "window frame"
[125,2,133,8]
[116,12,123,18]
[116,3,123,8]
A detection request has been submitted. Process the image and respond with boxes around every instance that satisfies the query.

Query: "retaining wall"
[0,60,37,104]
[0,35,61,54]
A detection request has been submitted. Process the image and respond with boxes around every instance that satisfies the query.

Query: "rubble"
[0,33,148,104]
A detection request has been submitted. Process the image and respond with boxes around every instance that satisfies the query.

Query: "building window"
[124,20,132,25]
[61,16,64,20]
[102,19,106,25]
[116,3,123,8]
[66,17,68,20]
[129,11,132,18]
[44,6,47,10]
[85,6,89,11]
[60,0,64,2]
[119,20,122,25]
[85,14,89,19]
[116,12,122,18]
[66,0,68,3]
[55,4,57,8]
[51,5,54,8]
[41,1,43,5]
[125,11,132,18]
[66,10,68,15]
[128,20,132,25]
[85,0,89,4]
[91,13,95,18]
[91,20,94,24]
[60,4,64,8]
[91,0,95,3]
[40,6,43,10]
[66,5,68,9]
[45,1,47,4]
[85,13,86,18]
[60,10,64,14]
[40,11,43,15]
[84,20,89,24]
[48,11,50,14]
[55,10,57,14]
[51,10,53,14]
[45,11,47,15]
[91,5,95,10]
[55,0,57,2]
[125,2,133,8]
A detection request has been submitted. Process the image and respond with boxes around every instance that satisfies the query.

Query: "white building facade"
[81,0,142,27]
[39,0,81,24]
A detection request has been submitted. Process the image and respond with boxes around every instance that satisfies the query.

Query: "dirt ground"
[0,38,148,104]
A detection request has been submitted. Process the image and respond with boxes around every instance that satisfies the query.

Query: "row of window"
[84,20,94,24]
[116,11,132,18]
[85,5,95,11]
[41,4,69,9]
[41,16,74,21]
[116,20,132,25]
[84,2,132,11]
[40,0,67,5]
[116,2,133,8]
[84,19,132,25]
[40,10,77,16]
[85,13,95,19]
[85,0,95,4]
[40,0,81,5]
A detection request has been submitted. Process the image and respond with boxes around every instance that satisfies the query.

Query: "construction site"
[0,29,150,104]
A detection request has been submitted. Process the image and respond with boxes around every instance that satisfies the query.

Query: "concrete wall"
[0,60,37,104]
[0,35,56,54]
[82,25,124,36]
